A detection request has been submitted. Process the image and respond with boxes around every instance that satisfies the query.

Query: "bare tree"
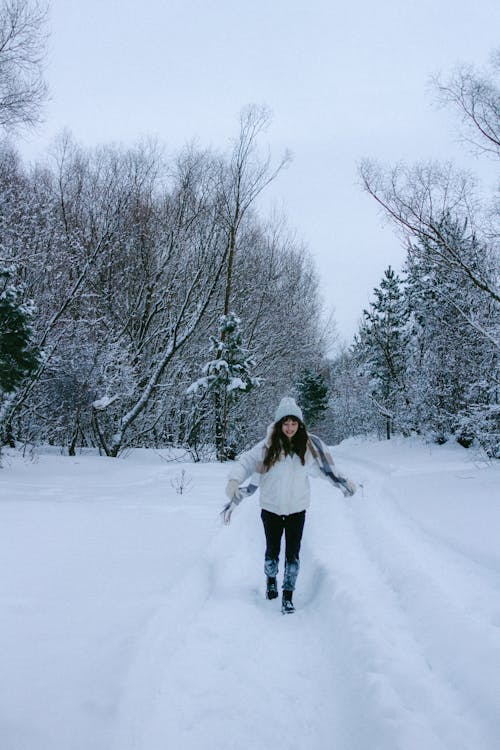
[362,48,500,316]
[0,0,48,131]
[218,105,291,318]
[433,52,500,158]
[211,105,291,459]
[93,147,231,457]
[360,159,500,307]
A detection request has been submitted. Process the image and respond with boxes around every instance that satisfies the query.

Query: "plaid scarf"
[307,433,354,495]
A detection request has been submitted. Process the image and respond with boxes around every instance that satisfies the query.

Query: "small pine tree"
[188,312,260,460]
[0,268,40,392]
[295,370,329,428]
[0,267,41,446]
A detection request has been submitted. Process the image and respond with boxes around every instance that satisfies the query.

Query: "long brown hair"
[263,417,308,471]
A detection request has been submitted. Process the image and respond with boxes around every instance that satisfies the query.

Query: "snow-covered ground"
[0,437,499,750]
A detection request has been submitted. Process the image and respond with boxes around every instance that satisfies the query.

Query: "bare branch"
[360,159,500,304]
[433,57,500,158]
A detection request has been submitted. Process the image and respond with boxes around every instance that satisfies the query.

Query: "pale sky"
[18,0,500,343]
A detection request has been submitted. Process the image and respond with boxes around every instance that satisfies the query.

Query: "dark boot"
[281,589,295,614]
[266,577,278,600]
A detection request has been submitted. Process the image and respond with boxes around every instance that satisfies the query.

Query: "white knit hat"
[274,397,304,423]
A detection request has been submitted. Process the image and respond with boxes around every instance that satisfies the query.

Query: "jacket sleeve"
[306,450,324,478]
[227,440,266,485]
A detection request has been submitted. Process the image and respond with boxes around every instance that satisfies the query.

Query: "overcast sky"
[18,0,500,344]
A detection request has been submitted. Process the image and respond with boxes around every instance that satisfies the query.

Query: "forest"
[0,1,498,459]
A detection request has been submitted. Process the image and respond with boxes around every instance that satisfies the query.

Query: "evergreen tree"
[295,369,329,428]
[0,267,41,445]
[188,312,260,461]
[353,266,409,439]
[403,216,499,452]
[0,268,40,393]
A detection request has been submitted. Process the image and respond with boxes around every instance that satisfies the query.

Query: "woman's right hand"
[342,478,357,497]
[222,500,236,525]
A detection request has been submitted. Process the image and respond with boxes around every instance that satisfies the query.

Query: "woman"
[223,397,356,614]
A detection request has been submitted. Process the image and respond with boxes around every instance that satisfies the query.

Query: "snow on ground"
[0,438,499,750]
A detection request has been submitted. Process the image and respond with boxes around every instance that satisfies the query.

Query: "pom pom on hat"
[274,397,303,424]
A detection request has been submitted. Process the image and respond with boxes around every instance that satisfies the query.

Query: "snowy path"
[0,440,499,750]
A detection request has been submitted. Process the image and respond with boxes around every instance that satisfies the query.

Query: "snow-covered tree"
[188,312,260,461]
[358,47,499,455]
[0,123,330,457]
[403,217,499,451]
[0,266,40,445]
[353,266,409,439]
[325,347,375,444]
[230,216,330,441]
[295,369,329,429]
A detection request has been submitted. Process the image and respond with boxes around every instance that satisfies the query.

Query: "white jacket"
[227,438,324,516]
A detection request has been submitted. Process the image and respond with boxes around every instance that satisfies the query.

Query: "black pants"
[260,509,306,591]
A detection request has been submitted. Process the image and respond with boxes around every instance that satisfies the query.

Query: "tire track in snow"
[345,452,500,630]
[307,515,477,748]
[350,489,500,748]
[316,451,498,750]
